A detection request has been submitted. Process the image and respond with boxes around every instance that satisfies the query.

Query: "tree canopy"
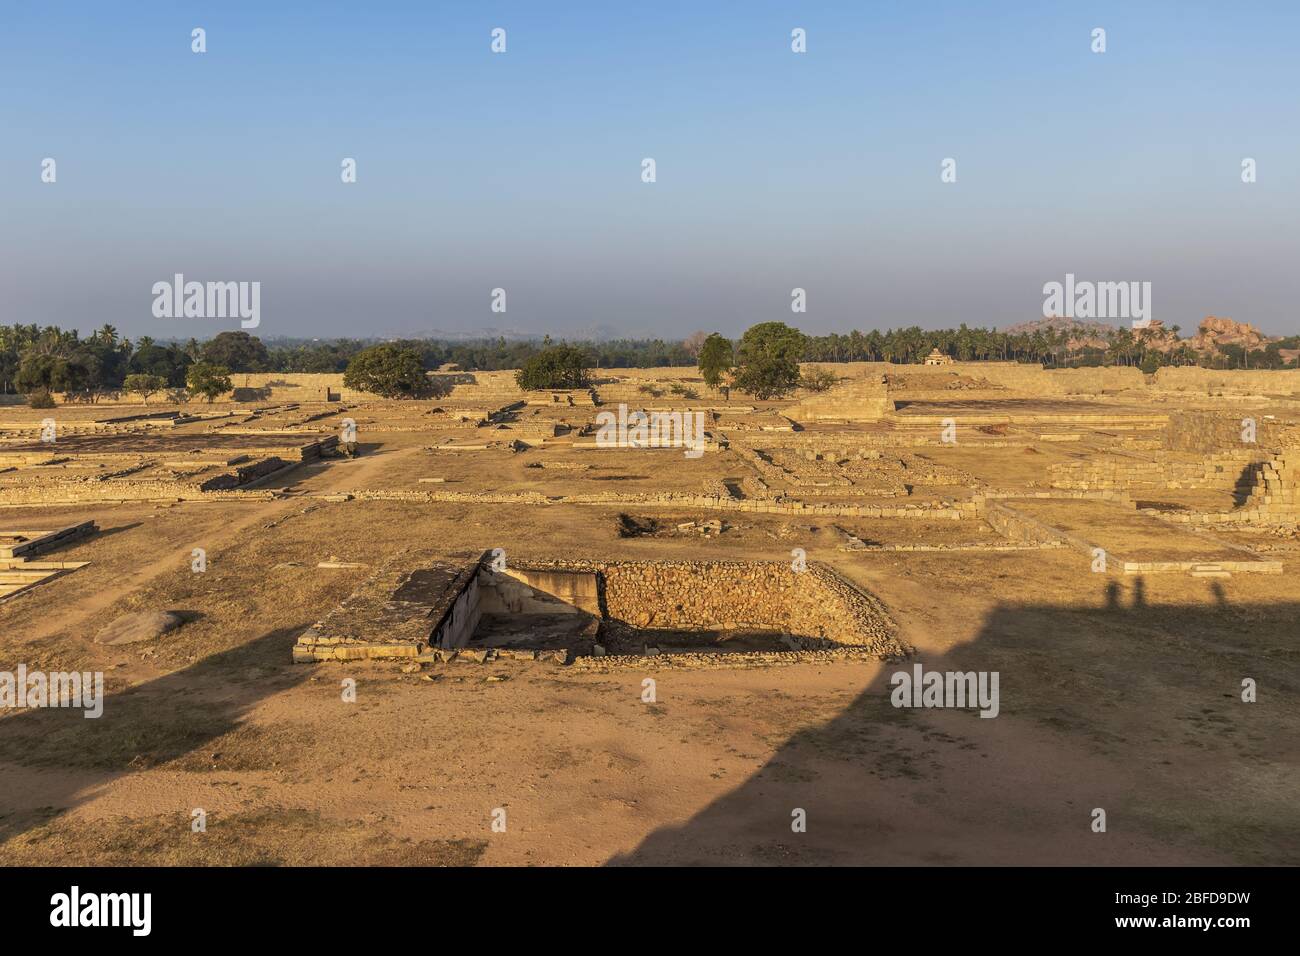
[733,322,807,399]
[201,331,269,372]
[697,333,734,390]
[343,344,431,398]
[515,345,592,390]
[186,362,233,403]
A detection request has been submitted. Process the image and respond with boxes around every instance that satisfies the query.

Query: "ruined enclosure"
[0,521,96,601]
[295,554,903,663]
[479,559,901,658]
[5,360,1299,868]
[0,407,343,505]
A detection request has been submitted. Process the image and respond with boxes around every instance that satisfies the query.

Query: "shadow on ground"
[610,581,1299,866]
[0,624,310,847]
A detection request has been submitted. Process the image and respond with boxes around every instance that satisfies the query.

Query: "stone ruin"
[0,521,96,602]
[293,551,904,664]
[786,375,893,423]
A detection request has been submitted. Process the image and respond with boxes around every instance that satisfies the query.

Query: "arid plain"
[1,362,1297,866]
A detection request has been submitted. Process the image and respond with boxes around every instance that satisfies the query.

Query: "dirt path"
[21,446,416,645]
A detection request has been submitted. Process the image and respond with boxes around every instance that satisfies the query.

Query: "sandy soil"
[1,403,1297,866]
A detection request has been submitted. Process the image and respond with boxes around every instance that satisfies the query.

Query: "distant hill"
[1002,317,1117,338]
[1001,317,1117,349]
[1000,316,1289,362]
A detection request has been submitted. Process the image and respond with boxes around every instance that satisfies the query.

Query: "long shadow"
[0,624,312,847]
[253,442,385,493]
[610,583,1299,866]
[86,522,143,541]
[1231,461,1260,507]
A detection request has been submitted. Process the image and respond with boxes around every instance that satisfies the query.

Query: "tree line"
[4,320,1294,403]
[802,324,1299,371]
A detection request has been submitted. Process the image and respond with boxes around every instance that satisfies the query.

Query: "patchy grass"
[2,808,487,866]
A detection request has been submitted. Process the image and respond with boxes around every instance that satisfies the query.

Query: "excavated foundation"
[294,553,904,664]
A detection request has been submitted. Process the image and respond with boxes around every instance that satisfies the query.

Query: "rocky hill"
[1002,316,1283,359]
[1001,317,1116,350]
[1186,316,1270,352]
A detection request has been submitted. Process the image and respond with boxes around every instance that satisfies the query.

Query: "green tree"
[799,366,838,392]
[514,345,591,390]
[733,321,807,399]
[123,373,167,404]
[697,333,734,391]
[343,344,431,398]
[129,343,192,386]
[186,362,232,403]
[201,331,269,372]
[16,354,72,393]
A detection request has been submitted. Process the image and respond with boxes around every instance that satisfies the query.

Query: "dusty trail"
[19,446,416,645]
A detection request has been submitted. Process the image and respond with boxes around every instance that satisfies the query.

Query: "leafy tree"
[800,366,838,392]
[343,344,431,398]
[16,354,72,394]
[186,362,232,403]
[79,337,127,391]
[123,373,167,404]
[201,331,269,372]
[733,322,807,399]
[697,333,734,391]
[514,345,592,390]
[129,343,192,386]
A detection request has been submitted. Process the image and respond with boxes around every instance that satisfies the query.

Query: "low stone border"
[570,645,896,671]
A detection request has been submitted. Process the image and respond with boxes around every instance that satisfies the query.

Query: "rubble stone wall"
[1163,411,1289,453]
[508,559,903,656]
[1154,367,1300,395]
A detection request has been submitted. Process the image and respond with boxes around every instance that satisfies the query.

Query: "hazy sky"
[3,1,1298,340]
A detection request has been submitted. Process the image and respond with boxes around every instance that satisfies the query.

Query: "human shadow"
[0,623,312,848]
[609,581,1299,866]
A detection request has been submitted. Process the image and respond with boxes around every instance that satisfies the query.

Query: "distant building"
[924,348,954,366]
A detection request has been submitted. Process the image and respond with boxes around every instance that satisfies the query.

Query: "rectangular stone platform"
[293,551,485,662]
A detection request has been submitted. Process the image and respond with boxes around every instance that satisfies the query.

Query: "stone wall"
[198,456,290,491]
[223,373,375,403]
[827,362,1296,398]
[1043,366,1146,393]
[0,479,276,505]
[1049,449,1266,492]
[350,487,977,519]
[1163,411,1290,453]
[509,559,903,657]
[1243,451,1299,517]
[483,568,601,615]
[786,375,892,422]
[985,502,1065,545]
[1154,367,1300,396]
[926,362,1057,394]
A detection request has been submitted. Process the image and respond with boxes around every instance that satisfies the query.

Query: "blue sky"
[2,1,1298,340]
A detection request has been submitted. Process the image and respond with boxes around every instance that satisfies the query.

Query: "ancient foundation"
[294,552,904,664]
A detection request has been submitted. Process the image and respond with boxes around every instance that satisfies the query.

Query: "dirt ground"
[1,394,1297,866]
